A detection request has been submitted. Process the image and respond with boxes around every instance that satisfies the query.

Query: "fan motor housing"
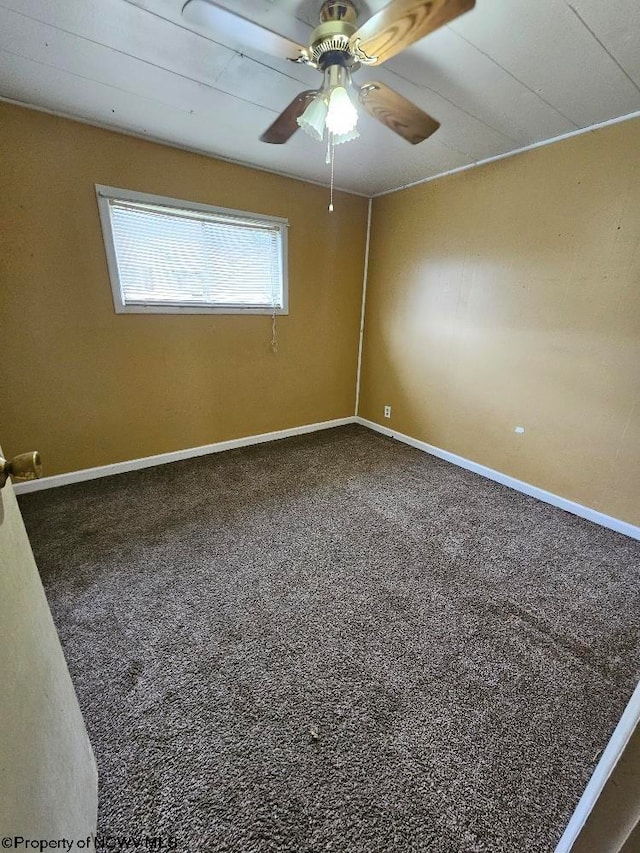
[309,0,360,67]
[310,20,356,50]
[310,24,358,68]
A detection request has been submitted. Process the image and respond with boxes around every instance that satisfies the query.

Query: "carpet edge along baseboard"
[13,415,640,542]
[355,417,639,542]
[13,418,356,493]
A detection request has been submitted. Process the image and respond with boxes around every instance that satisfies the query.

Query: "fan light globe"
[326,86,358,135]
[297,96,328,142]
[333,127,360,145]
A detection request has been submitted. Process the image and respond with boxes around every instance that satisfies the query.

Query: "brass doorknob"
[0,452,43,488]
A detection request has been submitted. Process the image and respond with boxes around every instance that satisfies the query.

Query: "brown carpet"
[19,424,640,852]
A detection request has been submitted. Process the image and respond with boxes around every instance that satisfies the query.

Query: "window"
[96,185,288,314]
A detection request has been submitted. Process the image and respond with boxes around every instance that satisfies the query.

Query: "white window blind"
[96,186,288,315]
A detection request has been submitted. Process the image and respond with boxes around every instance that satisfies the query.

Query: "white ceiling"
[1,0,639,195]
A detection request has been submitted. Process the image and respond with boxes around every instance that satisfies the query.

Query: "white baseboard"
[17,415,640,542]
[13,417,356,495]
[356,417,640,542]
[554,679,640,852]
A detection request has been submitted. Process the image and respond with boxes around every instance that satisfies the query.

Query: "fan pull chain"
[328,133,336,213]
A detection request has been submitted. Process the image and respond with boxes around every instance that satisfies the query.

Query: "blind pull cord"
[271,305,278,354]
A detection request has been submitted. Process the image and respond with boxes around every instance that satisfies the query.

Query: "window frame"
[95,185,289,316]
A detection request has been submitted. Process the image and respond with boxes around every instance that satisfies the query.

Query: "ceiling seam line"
[565,3,640,96]
[0,3,237,92]
[0,45,281,115]
[383,66,521,143]
[0,1,311,92]
[0,46,192,111]
[447,25,580,128]
[118,0,312,87]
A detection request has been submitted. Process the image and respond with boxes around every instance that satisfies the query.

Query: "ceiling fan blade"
[350,0,475,66]
[261,91,318,144]
[182,0,308,62]
[359,82,439,144]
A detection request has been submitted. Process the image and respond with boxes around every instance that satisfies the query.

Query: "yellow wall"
[359,118,640,526]
[2,101,638,526]
[0,103,368,476]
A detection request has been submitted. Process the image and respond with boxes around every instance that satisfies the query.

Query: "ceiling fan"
[182,0,476,148]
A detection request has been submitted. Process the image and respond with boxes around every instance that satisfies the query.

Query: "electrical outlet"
[384,405,392,419]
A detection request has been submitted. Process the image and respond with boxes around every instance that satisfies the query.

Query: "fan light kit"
[182,0,476,209]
